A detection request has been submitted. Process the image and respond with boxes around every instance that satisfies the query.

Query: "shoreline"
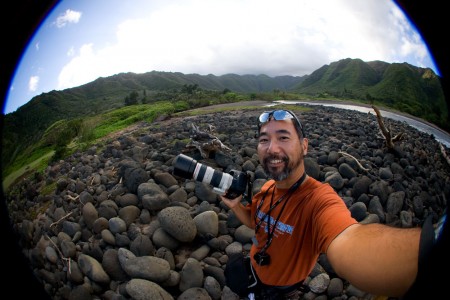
[205,98,450,136]
[202,99,450,148]
[273,99,450,139]
[203,99,430,125]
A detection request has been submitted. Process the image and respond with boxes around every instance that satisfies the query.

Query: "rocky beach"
[4,103,449,299]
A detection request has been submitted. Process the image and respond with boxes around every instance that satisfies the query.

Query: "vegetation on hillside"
[2,99,264,190]
[2,58,448,190]
[293,59,447,129]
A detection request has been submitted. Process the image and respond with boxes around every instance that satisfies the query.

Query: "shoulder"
[301,177,347,208]
[251,179,275,202]
[303,176,337,195]
[257,179,276,194]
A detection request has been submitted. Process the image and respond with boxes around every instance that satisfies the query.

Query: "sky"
[3,0,440,114]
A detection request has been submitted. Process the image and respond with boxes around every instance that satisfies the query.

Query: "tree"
[124,91,139,106]
[181,84,200,94]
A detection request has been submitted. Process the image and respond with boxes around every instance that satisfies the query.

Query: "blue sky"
[4,0,439,114]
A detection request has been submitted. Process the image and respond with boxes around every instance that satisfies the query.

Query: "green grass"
[2,145,53,178]
[1,99,310,192]
[2,101,180,191]
[3,150,54,192]
[88,101,181,139]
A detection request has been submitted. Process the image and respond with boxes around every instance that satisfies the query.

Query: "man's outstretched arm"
[326,223,420,297]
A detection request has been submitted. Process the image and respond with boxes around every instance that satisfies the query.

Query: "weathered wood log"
[372,105,404,149]
[440,143,450,166]
[184,123,231,158]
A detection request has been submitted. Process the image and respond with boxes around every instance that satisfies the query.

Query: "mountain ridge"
[2,58,448,176]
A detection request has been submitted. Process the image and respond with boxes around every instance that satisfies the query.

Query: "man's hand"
[220,194,253,228]
[220,194,243,209]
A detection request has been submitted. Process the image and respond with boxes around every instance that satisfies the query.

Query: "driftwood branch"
[45,234,72,274]
[338,151,370,172]
[67,194,79,202]
[372,105,404,149]
[440,143,450,166]
[185,123,231,158]
[50,212,73,228]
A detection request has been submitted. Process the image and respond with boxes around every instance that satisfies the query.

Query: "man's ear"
[302,138,308,156]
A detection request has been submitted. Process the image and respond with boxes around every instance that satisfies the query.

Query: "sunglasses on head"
[258,109,305,137]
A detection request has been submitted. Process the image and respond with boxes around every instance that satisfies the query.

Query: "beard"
[262,154,303,181]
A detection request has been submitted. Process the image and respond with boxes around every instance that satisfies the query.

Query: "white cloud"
[58,44,96,89]
[56,0,436,90]
[55,9,82,28]
[28,76,39,92]
[67,46,75,57]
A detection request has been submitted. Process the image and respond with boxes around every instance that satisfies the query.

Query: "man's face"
[257,119,308,182]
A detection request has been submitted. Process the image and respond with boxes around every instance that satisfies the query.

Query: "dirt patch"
[194,100,272,110]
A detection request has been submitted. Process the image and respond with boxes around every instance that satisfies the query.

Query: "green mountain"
[3,71,306,140]
[295,58,380,94]
[2,58,448,177]
[294,58,446,124]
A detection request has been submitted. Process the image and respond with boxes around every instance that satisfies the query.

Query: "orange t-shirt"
[247,176,357,286]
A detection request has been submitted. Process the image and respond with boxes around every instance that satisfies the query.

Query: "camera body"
[254,251,271,266]
[173,154,249,199]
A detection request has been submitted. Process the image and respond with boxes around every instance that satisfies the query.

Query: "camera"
[173,153,249,199]
[254,251,271,266]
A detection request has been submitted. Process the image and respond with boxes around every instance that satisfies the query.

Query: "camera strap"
[244,171,254,203]
[255,172,307,253]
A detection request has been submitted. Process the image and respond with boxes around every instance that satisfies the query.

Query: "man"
[221,109,426,299]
